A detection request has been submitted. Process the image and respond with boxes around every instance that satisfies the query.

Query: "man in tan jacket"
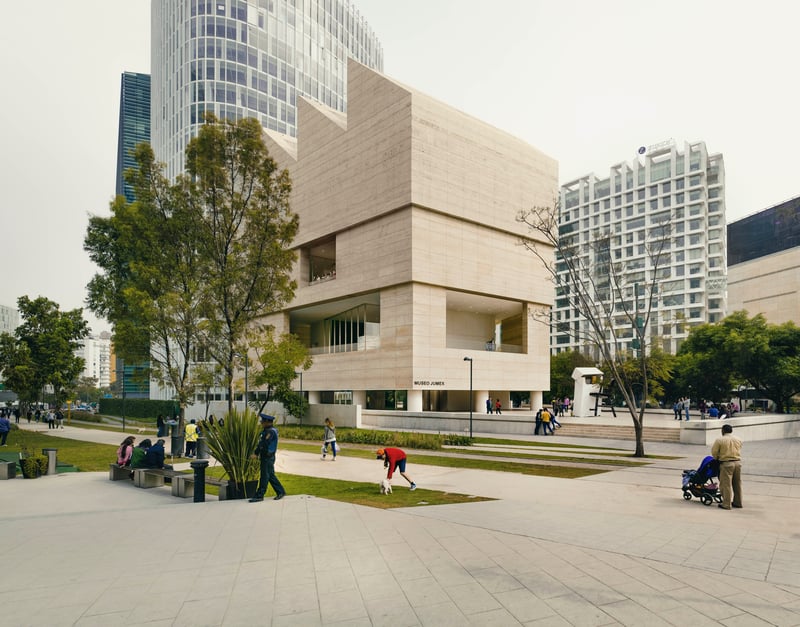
[711,424,743,510]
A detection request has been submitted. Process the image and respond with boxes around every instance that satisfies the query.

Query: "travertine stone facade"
[262,59,557,412]
[727,247,800,324]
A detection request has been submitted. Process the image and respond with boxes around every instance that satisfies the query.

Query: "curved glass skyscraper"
[151,0,383,179]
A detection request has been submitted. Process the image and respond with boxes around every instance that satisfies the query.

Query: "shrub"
[203,408,261,489]
[276,425,471,450]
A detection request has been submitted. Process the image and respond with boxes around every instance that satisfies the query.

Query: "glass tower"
[151,0,383,179]
[115,72,151,203]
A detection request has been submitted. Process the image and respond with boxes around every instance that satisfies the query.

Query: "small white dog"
[380,478,392,494]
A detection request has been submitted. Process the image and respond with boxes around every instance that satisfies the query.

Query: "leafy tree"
[518,203,673,456]
[549,350,595,400]
[603,347,674,407]
[0,296,89,408]
[248,327,312,421]
[186,115,299,413]
[85,143,206,423]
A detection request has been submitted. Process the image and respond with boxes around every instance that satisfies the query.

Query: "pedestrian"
[116,436,136,466]
[673,399,682,420]
[494,399,502,414]
[684,396,691,421]
[47,410,56,429]
[55,409,65,429]
[550,406,562,430]
[563,396,571,416]
[321,417,338,460]
[249,414,286,502]
[534,408,543,435]
[184,419,199,458]
[486,397,493,414]
[540,406,552,435]
[156,414,165,437]
[699,399,707,420]
[711,424,743,510]
[0,412,10,446]
[376,447,416,490]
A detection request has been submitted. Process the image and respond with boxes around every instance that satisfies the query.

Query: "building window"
[308,239,336,283]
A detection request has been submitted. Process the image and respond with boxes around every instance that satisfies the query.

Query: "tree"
[186,115,299,413]
[0,296,89,409]
[678,312,800,412]
[518,203,673,456]
[248,327,312,420]
[85,143,207,423]
[550,350,595,400]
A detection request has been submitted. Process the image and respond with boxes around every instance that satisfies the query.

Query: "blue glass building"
[115,72,151,203]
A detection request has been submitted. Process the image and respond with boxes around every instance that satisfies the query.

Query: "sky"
[2,1,798,335]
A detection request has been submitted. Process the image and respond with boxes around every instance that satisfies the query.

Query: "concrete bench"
[172,474,228,498]
[0,461,17,480]
[132,467,185,489]
[109,463,131,481]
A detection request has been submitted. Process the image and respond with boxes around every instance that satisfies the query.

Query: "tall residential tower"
[115,71,151,202]
[556,141,727,357]
[151,0,383,179]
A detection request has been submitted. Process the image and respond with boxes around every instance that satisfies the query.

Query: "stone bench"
[172,474,228,498]
[109,463,131,481]
[132,467,185,489]
[0,461,17,480]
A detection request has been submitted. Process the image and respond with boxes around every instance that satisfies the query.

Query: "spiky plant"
[203,407,261,492]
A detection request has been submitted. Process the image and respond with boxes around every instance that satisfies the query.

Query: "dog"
[380,478,392,494]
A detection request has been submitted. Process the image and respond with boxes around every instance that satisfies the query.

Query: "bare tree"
[517,203,673,456]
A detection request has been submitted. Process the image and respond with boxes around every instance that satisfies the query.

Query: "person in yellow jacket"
[540,407,552,435]
[184,419,199,458]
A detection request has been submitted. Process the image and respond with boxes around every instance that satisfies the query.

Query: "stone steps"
[556,422,682,443]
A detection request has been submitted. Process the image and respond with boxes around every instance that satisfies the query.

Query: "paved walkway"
[1,422,799,626]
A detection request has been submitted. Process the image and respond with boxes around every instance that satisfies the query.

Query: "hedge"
[98,398,179,420]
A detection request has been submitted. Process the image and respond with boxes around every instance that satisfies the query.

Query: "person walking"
[540,406,552,435]
[156,414,166,437]
[321,417,338,460]
[250,414,286,502]
[376,447,416,490]
[486,397,493,414]
[684,396,691,421]
[711,424,743,510]
[494,399,502,415]
[0,413,10,446]
[184,419,199,458]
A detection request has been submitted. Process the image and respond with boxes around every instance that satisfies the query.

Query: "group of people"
[699,399,738,420]
[485,398,503,414]
[550,397,571,417]
[116,436,172,474]
[534,406,562,435]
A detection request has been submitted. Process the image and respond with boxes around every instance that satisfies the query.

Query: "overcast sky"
[2,1,798,334]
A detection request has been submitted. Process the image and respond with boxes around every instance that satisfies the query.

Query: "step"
[555,423,681,442]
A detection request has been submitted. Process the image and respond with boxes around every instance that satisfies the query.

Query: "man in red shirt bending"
[376,447,417,490]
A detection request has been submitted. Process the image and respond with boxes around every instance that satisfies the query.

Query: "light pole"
[295,371,304,424]
[463,357,473,438]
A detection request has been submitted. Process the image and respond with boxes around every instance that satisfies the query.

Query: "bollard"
[42,448,58,475]
[196,435,209,460]
[190,459,209,503]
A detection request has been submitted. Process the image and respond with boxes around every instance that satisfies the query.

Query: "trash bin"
[171,434,185,457]
[42,448,58,475]
[196,436,209,460]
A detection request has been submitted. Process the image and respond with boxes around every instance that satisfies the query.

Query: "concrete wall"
[680,414,800,445]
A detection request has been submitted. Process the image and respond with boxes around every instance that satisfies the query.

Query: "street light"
[463,357,473,438]
[295,371,304,424]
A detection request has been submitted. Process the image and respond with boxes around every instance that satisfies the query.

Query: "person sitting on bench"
[143,439,172,470]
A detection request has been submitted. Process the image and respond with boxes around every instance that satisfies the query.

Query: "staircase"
[556,422,681,443]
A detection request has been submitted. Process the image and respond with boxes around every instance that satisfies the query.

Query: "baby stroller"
[682,455,722,506]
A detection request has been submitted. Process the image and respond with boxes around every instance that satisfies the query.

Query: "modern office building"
[115,71,151,202]
[150,0,383,180]
[0,303,18,336]
[250,59,557,416]
[556,140,727,357]
[727,195,800,324]
[75,332,113,389]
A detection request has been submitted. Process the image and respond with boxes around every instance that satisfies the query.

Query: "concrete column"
[477,390,490,414]
[308,391,320,404]
[407,390,423,412]
[352,390,366,407]
[530,390,543,412]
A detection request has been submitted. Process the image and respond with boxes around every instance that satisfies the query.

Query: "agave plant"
[202,407,261,492]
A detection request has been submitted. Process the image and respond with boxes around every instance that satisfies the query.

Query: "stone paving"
[1,421,798,626]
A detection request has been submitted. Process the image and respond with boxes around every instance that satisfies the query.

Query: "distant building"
[151,0,384,180]
[0,303,18,336]
[115,71,151,203]
[75,332,112,389]
[727,195,800,324]
[556,140,727,357]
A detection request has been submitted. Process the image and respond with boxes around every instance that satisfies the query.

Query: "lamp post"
[463,357,473,438]
[295,371,304,424]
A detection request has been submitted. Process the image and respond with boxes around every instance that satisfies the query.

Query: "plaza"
[1,421,799,626]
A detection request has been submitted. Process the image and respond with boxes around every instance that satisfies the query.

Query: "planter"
[20,455,47,479]
[223,480,259,500]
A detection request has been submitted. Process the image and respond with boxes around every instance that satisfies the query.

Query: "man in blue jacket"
[249,414,286,503]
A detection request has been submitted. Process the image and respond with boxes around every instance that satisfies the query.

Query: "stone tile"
[398,576,451,607]
[444,582,503,615]
[543,592,617,626]
[414,600,470,627]
[492,587,557,623]
[363,595,421,627]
